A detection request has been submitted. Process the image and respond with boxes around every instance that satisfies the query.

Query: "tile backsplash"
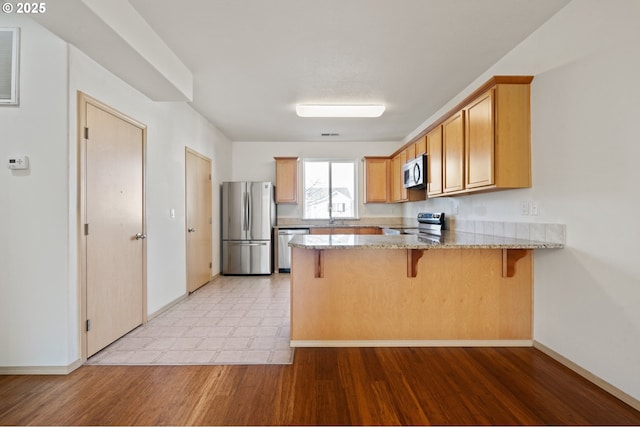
[405,217,566,245]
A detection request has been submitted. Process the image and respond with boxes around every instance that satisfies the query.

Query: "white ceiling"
[39,0,572,142]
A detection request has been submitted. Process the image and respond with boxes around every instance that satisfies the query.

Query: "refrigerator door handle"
[247,188,252,236]
[243,192,249,231]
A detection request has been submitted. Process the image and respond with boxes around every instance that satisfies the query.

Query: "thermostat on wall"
[7,155,29,170]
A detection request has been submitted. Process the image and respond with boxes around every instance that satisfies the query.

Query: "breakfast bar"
[288,232,563,347]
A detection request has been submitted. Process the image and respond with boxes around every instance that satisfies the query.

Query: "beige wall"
[232,140,402,220]
[0,15,233,369]
[403,0,640,401]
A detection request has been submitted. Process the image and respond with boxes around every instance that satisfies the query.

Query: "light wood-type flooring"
[2,346,640,425]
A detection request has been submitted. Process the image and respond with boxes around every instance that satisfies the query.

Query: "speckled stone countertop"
[274,224,413,230]
[288,230,564,250]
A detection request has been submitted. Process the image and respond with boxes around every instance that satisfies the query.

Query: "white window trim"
[302,158,359,221]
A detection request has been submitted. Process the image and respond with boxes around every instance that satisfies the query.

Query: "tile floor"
[87,274,293,365]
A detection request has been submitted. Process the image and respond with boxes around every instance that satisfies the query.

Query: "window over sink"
[302,159,358,220]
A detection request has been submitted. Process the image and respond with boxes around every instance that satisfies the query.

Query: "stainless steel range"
[417,212,445,242]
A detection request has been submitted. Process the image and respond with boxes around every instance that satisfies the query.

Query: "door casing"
[77,92,147,361]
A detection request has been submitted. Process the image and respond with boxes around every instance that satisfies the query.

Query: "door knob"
[188,227,196,233]
[135,233,146,240]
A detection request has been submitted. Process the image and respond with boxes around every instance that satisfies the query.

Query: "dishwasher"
[278,229,309,272]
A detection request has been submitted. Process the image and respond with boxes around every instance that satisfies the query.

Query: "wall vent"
[320,133,339,137]
[0,28,19,105]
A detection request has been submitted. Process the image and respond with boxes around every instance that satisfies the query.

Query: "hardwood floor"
[1,347,639,425]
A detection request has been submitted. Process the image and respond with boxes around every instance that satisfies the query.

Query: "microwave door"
[412,163,421,186]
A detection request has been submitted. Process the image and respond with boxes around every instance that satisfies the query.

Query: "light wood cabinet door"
[398,150,408,201]
[274,157,298,204]
[334,228,357,235]
[414,136,426,157]
[357,227,382,235]
[310,227,333,235]
[405,144,416,161]
[465,89,495,189]
[389,149,426,203]
[442,111,465,193]
[390,154,402,202]
[426,125,443,196]
[493,83,531,189]
[363,157,390,203]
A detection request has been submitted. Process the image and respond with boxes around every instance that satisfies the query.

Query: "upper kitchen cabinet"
[390,149,426,203]
[404,143,416,161]
[390,152,403,202]
[464,81,532,191]
[442,110,465,193]
[414,135,426,157]
[364,76,531,201]
[465,89,494,189]
[408,76,533,198]
[274,157,299,204]
[426,126,443,197]
[363,156,390,203]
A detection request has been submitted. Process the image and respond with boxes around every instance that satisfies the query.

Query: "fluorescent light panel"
[296,104,385,118]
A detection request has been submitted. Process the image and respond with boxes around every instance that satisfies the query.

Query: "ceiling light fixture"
[296,104,385,118]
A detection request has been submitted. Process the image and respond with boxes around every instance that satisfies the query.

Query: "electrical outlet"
[520,201,529,215]
[531,202,539,216]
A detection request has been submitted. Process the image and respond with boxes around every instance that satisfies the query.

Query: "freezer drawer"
[222,240,272,275]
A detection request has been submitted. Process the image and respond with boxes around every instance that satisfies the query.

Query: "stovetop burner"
[417,212,445,240]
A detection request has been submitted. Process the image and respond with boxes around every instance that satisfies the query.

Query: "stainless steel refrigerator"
[222,181,276,275]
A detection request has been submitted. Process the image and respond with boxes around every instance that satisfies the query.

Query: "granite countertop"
[288,230,564,250]
[275,224,413,229]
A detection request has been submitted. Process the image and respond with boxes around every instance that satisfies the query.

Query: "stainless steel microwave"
[403,154,427,189]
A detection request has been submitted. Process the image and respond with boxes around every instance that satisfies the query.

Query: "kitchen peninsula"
[288,232,563,347]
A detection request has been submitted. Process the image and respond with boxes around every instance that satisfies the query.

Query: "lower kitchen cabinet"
[357,227,382,235]
[309,227,382,235]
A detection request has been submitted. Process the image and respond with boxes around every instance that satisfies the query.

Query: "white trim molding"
[290,339,533,347]
[0,359,82,375]
[534,341,640,412]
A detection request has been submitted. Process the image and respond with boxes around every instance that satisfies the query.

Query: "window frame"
[302,158,359,221]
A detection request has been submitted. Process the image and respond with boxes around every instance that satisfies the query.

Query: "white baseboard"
[0,359,82,375]
[290,339,533,347]
[147,292,189,320]
[533,340,640,412]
